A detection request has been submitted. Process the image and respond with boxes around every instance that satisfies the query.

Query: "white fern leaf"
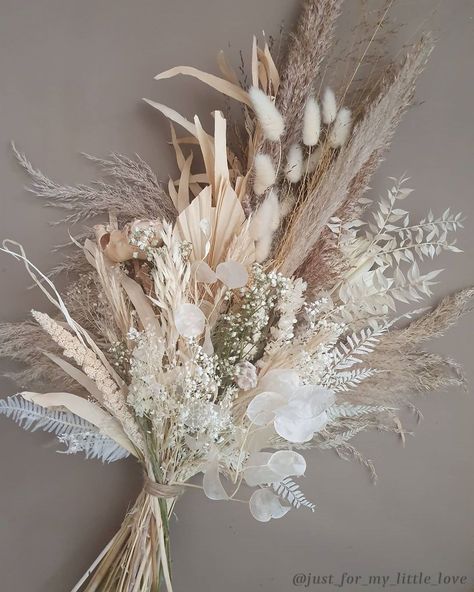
[272,477,316,512]
[0,395,129,463]
[327,403,396,421]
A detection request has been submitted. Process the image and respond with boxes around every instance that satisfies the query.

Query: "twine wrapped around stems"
[143,474,185,499]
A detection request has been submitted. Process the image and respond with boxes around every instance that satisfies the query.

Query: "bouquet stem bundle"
[75,487,176,592]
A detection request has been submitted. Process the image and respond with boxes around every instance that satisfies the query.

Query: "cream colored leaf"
[143,98,198,137]
[44,352,104,403]
[216,50,239,85]
[213,111,229,189]
[21,391,136,456]
[177,153,193,212]
[251,36,259,88]
[154,66,251,106]
[120,273,161,334]
[175,186,213,262]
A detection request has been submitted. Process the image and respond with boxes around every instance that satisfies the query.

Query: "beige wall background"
[0,1,473,591]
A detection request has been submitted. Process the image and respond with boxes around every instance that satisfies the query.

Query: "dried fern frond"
[0,395,129,462]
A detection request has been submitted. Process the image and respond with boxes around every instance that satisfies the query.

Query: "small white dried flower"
[321,87,337,125]
[328,107,352,148]
[253,153,277,196]
[302,96,321,146]
[285,144,304,184]
[234,361,258,391]
[249,86,285,142]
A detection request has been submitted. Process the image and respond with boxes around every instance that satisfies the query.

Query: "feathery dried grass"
[0,321,82,391]
[275,0,343,155]
[347,288,474,404]
[13,145,177,226]
[379,287,474,350]
[276,34,434,278]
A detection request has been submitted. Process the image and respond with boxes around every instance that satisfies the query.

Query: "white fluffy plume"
[302,97,321,146]
[250,189,281,262]
[328,107,352,148]
[322,87,337,125]
[253,153,277,196]
[285,144,304,183]
[249,87,285,142]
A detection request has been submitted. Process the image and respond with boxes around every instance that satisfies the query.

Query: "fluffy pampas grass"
[249,86,285,142]
[253,153,277,195]
[302,97,321,146]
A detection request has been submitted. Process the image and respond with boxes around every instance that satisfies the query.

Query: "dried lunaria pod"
[174,303,206,338]
[234,361,258,391]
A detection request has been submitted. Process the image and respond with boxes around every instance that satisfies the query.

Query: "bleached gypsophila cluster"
[178,342,236,443]
[268,277,306,345]
[127,329,168,419]
[128,328,237,447]
[215,264,296,375]
[128,220,162,261]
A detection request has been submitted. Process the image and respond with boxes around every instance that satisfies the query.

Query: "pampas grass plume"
[302,96,321,146]
[249,86,285,142]
[322,87,337,125]
[253,153,277,196]
[328,107,352,147]
[285,144,304,183]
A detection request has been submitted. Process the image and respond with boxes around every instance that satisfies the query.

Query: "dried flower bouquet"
[1,1,472,590]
